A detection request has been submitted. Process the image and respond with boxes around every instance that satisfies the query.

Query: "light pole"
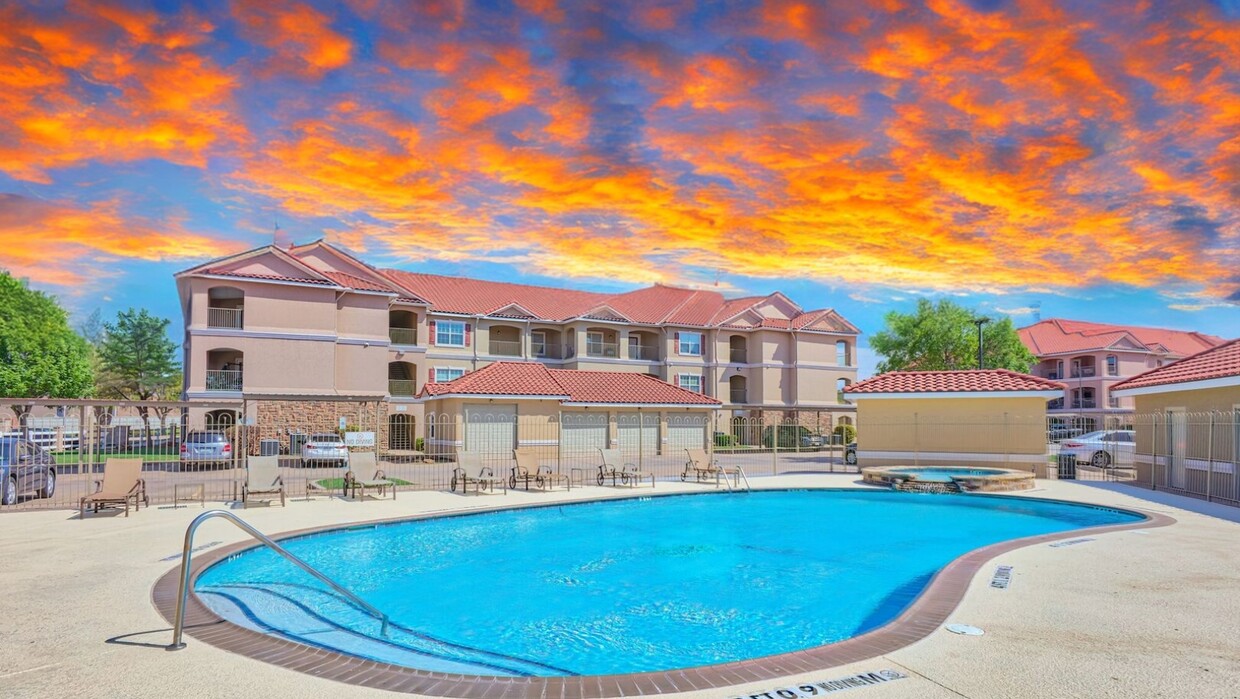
[972,317,990,369]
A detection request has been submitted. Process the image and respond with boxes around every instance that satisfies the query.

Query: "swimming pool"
[862,465,1036,490]
[193,490,1142,677]
[888,467,1008,482]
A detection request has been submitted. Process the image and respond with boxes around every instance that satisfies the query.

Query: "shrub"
[833,424,857,444]
[414,437,425,452]
[761,424,809,448]
[714,432,736,447]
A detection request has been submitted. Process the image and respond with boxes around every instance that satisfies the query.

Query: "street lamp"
[972,317,990,369]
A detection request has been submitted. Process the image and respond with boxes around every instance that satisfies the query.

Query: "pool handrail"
[167,509,390,650]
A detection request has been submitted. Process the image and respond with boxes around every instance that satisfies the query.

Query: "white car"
[1058,430,1135,469]
[300,433,348,466]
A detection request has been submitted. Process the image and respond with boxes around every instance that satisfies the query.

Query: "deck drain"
[945,623,985,636]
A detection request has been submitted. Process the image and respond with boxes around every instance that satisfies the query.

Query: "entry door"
[464,405,517,456]
[1167,410,1187,489]
[618,413,660,455]
[666,416,708,453]
[561,412,608,458]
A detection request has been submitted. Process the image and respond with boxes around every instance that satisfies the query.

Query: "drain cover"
[945,624,985,636]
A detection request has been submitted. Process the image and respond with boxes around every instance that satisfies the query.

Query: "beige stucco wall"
[188,278,340,334]
[335,293,390,339]
[1128,386,1239,476]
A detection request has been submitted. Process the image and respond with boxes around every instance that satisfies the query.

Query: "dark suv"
[1,437,57,506]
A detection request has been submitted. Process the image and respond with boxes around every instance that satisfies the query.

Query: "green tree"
[96,308,181,446]
[0,272,94,427]
[869,299,1035,374]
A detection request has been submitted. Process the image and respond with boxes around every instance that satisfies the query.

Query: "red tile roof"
[419,362,721,405]
[845,369,1066,395]
[202,268,336,285]
[1111,338,1240,392]
[319,270,398,293]
[1019,319,1223,358]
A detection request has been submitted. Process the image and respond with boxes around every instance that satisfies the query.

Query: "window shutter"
[674,331,680,356]
[428,368,435,383]
[465,323,472,347]
[673,374,680,387]
[428,320,436,346]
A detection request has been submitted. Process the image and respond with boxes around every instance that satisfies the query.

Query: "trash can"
[289,432,308,456]
[260,439,280,457]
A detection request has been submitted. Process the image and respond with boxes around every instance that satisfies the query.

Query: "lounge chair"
[682,448,740,486]
[242,456,285,507]
[451,452,508,495]
[597,448,654,488]
[79,458,147,518]
[511,449,570,491]
[344,452,395,500]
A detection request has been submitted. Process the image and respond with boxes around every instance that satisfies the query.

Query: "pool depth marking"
[726,669,907,698]
[990,565,1013,589]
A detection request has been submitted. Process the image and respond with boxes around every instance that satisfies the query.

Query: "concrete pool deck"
[2,476,1238,699]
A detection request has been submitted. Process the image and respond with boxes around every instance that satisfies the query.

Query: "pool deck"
[2,476,1239,699]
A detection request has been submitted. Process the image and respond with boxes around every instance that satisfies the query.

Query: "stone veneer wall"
[252,399,387,453]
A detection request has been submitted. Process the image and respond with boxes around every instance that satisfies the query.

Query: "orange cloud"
[231,0,352,76]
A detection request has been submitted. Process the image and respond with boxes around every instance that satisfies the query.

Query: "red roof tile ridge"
[1111,337,1240,391]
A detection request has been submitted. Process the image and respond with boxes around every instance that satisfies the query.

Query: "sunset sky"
[1,0,1236,375]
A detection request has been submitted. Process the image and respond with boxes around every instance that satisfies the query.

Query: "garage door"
[561,411,608,458]
[666,415,708,452]
[618,413,660,455]
[464,404,516,456]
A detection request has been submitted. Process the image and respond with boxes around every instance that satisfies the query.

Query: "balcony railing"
[1046,372,1061,380]
[389,327,417,346]
[532,342,562,359]
[388,379,415,397]
[489,340,523,357]
[1048,398,1065,410]
[631,344,659,361]
[586,342,619,358]
[729,389,748,404]
[205,370,242,392]
[207,307,243,329]
[729,348,747,363]
[1071,399,1097,409]
[1069,366,1096,378]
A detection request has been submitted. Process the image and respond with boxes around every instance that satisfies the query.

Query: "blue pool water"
[195,490,1141,677]
[887,467,1010,482]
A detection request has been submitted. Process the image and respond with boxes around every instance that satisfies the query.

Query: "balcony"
[1069,367,1096,378]
[729,348,747,363]
[1048,398,1065,410]
[489,339,523,357]
[389,327,417,345]
[586,341,619,358]
[389,379,415,397]
[1071,399,1097,409]
[1046,372,1061,380]
[207,307,243,329]
[730,389,748,404]
[631,344,659,361]
[205,370,242,392]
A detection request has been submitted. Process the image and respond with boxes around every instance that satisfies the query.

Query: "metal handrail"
[168,509,389,650]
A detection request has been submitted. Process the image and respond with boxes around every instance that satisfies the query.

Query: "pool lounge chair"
[597,448,654,488]
[511,449,570,491]
[451,452,508,495]
[344,452,396,500]
[242,456,285,507]
[683,448,740,486]
[79,458,147,518]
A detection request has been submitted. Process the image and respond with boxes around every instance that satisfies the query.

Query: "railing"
[729,348,747,363]
[631,344,659,361]
[1071,399,1097,409]
[532,342,562,359]
[489,339,523,357]
[388,327,417,345]
[207,307,243,329]
[1047,372,1061,380]
[388,379,415,396]
[1070,367,1096,378]
[205,370,242,392]
[586,342,619,358]
[730,389,748,404]
[1048,398,1065,410]
[168,510,389,650]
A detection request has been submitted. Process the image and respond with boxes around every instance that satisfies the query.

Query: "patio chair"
[597,448,654,488]
[683,448,740,486]
[451,452,508,495]
[242,456,285,507]
[511,449,570,491]
[79,458,147,518]
[344,451,396,500]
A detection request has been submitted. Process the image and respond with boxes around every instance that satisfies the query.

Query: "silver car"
[1058,430,1135,468]
[179,430,234,470]
[301,433,348,466]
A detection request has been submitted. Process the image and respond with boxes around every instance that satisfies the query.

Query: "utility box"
[289,432,308,456]
[260,439,280,457]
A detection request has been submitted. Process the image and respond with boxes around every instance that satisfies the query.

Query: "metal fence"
[2,398,1236,512]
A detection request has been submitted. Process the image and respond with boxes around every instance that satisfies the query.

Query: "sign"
[990,565,1013,589]
[344,431,375,447]
[727,669,906,699]
[1049,537,1094,548]
[338,416,347,431]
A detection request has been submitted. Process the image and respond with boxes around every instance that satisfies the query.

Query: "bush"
[833,424,857,444]
[414,437,425,452]
[761,424,809,448]
[714,432,736,447]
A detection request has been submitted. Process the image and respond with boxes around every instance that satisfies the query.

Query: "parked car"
[301,433,348,466]
[0,437,57,506]
[844,442,857,465]
[1058,430,1135,468]
[1046,425,1085,442]
[800,434,825,448]
[179,430,233,469]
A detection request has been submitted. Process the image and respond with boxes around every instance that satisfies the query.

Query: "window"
[1106,354,1118,376]
[587,331,605,355]
[434,367,465,383]
[836,340,849,365]
[678,374,702,392]
[1109,395,1120,408]
[678,332,703,356]
[436,320,465,347]
[531,331,547,357]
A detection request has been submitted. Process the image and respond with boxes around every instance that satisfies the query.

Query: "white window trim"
[679,332,703,356]
[436,320,466,348]
[434,367,465,383]
[531,330,547,357]
[678,373,703,392]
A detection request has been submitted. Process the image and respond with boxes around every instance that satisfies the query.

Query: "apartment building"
[175,241,860,439]
[1018,319,1224,430]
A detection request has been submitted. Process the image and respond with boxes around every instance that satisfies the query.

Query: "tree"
[96,308,181,446]
[869,299,1036,374]
[0,272,94,427]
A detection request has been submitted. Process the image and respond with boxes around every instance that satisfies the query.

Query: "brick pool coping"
[151,490,1175,698]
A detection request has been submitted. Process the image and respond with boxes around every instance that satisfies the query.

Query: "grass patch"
[315,477,412,490]
[53,451,179,464]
